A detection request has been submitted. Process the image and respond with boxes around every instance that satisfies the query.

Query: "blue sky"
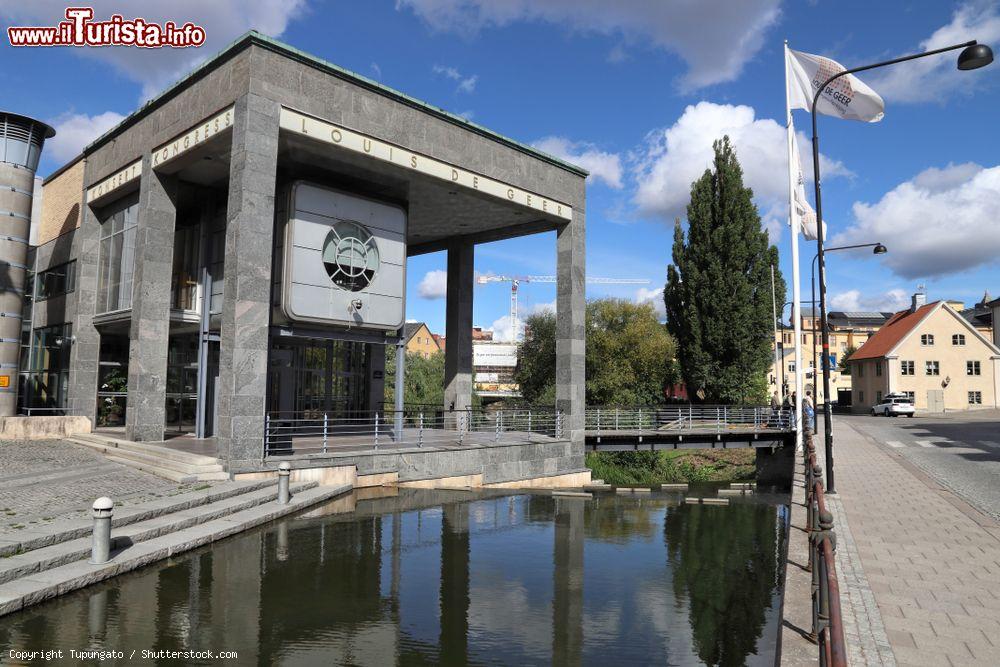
[3,1,999,339]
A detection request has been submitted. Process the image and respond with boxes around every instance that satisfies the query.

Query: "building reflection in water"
[0,489,785,666]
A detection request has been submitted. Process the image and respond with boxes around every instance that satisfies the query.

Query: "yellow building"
[403,322,441,358]
[770,309,892,404]
[849,296,1000,413]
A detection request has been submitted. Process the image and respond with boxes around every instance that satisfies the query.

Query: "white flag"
[787,49,885,123]
[790,127,825,241]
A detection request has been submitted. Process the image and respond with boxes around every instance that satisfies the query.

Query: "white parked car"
[871,396,915,417]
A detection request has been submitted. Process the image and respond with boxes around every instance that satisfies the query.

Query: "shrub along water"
[586,449,755,485]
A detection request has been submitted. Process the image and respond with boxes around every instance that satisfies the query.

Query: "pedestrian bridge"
[584,405,794,451]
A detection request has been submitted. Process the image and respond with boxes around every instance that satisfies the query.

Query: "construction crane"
[475,274,651,341]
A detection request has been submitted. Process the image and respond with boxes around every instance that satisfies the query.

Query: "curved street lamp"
[811,40,992,494]
[810,242,887,418]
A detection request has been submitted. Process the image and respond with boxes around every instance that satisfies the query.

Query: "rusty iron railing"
[804,433,848,667]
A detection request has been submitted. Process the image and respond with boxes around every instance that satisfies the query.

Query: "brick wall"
[38,159,84,246]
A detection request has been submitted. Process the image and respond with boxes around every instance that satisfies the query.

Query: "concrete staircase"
[67,432,227,482]
[0,479,353,617]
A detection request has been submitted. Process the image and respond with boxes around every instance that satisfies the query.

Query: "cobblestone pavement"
[824,418,1000,667]
[0,440,203,534]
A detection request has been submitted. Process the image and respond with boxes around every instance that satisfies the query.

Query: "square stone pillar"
[556,213,585,445]
[125,159,177,442]
[443,242,474,414]
[216,93,280,469]
[67,194,104,425]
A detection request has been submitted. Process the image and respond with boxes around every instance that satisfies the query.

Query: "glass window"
[921,334,934,346]
[875,362,883,376]
[20,324,72,412]
[952,334,966,346]
[171,224,200,311]
[34,261,76,301]
[901,361,914,375]
[968,391,982,405]
[858,390,864,403]
[97,196,139,313]
[876,391,883,403]
[925,361,940,376]
[857,363,864,377]
[967,361,981,376]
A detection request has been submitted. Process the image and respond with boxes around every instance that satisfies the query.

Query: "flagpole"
[784,40,804,450]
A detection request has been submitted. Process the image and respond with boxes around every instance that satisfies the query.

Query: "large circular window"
[322,220,380,292]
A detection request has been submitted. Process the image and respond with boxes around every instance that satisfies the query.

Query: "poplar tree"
[664,137,784,404]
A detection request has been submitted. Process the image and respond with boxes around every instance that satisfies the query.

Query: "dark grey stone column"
[67,186,104,425]
[217,93,280,469]
[556,212,586,445]
[125,158,177,442]
[443,242,474,414]
[439,502,470,664]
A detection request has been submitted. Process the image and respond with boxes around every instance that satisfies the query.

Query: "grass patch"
[586,449,755,485]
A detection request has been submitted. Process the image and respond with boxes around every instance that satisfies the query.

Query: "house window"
[876,391,883,404]
[857,363,864,377]
[858,390,864,403]
[97,196,139,313]
[925,361,940,376]
[875,362,883,376]
[903,391,915,402]
[967,361,981,376]
[788,362,796,373]
[968,391,982,405]
[921,334,934,346]
[952,334,966,346]
[34,261,76,301]
[901,361,915,375]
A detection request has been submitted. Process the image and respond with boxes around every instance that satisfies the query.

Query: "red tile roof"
[848,302,939,361]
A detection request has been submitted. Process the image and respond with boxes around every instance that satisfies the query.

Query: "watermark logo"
[7,7,206,48]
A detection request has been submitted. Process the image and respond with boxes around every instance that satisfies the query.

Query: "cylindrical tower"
[0,112,55,416]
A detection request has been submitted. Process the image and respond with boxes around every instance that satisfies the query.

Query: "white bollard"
[278,462,291,504]
[91,497,114,564]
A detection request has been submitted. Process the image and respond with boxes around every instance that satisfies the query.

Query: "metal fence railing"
[584,405,792,434]
[264,406,563,457]
[804,433,847,667]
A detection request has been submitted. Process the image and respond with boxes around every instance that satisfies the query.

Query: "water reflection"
[0,489,786,666]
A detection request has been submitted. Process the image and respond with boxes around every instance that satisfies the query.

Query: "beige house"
[402,322,441,358]
[849,295,1000,413]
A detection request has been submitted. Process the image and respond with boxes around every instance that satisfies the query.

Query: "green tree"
[839,344,857,375]
[515,298,677,405]
[664,136,785,404]
[383,350,446,407]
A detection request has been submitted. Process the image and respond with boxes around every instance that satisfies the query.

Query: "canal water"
[0,488,788,666]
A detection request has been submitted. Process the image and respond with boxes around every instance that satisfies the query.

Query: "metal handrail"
[804,433,847,667]
[264,406,564,457]
[585,405,792,433]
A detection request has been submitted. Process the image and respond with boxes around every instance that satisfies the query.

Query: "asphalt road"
[831,410,1000,522]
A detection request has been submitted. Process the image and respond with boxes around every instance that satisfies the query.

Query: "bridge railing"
[804,434,848,667]
[585,405,792,433]
[264,406,563,457]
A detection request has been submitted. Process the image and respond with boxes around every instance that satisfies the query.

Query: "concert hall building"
[14,32,587,478]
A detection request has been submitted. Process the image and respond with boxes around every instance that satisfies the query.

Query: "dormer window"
[952,334,966,346]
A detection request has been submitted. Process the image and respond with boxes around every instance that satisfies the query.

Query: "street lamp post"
[810,40,992,494]
[810,242,887,419]
[779,299,820,400]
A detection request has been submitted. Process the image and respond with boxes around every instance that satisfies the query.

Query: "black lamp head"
[957,43,993,70]
[873,243,888,255]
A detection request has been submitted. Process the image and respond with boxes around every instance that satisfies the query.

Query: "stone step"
[104,456,227,483]
[0,482,318,586]
[0,480,273,558]
[69,434,221,466]
[0,484,353,617]
[99,446,225,475]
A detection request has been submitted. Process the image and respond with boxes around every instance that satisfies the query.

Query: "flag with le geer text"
[787,49,885,123]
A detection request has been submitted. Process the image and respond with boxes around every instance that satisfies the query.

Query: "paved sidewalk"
[825,418,1000,666]
[0,440,201,534]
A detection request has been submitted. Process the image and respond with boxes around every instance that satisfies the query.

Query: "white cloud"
[47,111,126,164]
[632,101,851,229]
[0,1,307,100]
[489,301,555,342]
[417,269,449,299]
[868,3,1000,104]
[829,288,909,313]
[433,64,478,93]
[634,286,666,319]
[532,137,623,189]
[836,162,1000,279]
[398,0,781,90]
